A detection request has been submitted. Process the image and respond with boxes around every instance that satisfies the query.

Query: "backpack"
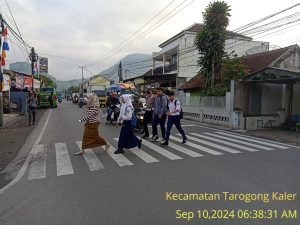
[167,100,183,119]
[126,106,138,127]
[131,112,138,127]
[29,99,37,110]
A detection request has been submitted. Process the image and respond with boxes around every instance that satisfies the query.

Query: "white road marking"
[104,142,134,167]
[167,141,203,157]
[55,143,74,176]
[76,141,105,171]
[189,133,258,152]
[204,133,274,150]
[113,138,159,163]
[0,109,52,194]
[141,139,182,160]
[215,132,290,149]
[182,134,241,154]
[28,145,46,180]
[169,136,223,155]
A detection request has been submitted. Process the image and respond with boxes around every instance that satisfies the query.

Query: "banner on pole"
[39,57,48,74]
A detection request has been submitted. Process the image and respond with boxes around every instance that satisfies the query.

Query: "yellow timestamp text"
[175,209,297,221]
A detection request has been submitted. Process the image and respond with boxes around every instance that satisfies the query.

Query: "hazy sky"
[3,0,300,80]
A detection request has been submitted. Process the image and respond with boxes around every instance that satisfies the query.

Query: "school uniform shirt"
[118,104,133,123]
[168,99,181,116]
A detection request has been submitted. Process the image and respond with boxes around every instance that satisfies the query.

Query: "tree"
[39,74,56,88]
[67,85,80,94]
[195,1,231,88]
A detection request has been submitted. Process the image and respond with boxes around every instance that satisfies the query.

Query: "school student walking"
[161,91,187,146]
[76,93,109,155]
[115,95,142,154]
[151,87,167,142]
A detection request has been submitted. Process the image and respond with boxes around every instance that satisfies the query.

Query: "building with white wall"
[152,23,269,88]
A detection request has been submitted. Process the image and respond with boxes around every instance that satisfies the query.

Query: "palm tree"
[195,1,231,88]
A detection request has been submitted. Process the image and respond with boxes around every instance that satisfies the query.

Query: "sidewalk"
[183,119,300,146]
[0,110,45,172]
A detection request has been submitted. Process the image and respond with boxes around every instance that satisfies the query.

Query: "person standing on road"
[27,92,38,125]
[141,89,156,139]
[115,95,142,154]
[76,93,110,155]
[151,87,167,142]
[161,91,187,146]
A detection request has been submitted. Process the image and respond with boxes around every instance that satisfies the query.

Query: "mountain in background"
[100,53,153,83]
[9,53,153,92]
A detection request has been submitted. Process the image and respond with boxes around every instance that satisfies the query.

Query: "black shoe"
[182,138,187,144]
[141,134,149,139]
[150,135,159,141]
[114,149,124,154]
[161,141,168,146]
[138,139,142,149]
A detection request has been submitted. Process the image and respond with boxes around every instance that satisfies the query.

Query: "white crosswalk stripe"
[76,141,105,171]
[169,136,223,155]
[204,133,274,151]
[113,138,159,163]
[27,132,291,181]
[28,145,46,180]
[189,133,258,152]
[105,142,134,167]
[55,143,74,176]
[142,139,183,160]
[167,141,203,157]
[215,132,290,149]
[181,134,241,154]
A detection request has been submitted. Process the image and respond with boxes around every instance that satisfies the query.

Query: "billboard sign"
[39,57,48,74]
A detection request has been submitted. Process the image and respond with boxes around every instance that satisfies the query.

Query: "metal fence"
[179,95,226,108]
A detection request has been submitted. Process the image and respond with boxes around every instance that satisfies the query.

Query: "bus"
[37,86,57,108]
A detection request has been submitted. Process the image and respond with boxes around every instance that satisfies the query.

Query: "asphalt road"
[0,100,299,225]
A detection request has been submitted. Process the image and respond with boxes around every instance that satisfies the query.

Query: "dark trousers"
[165,115,186,142]
[28,110,36,124]
[152,114,167,139]
[143,110,153,136]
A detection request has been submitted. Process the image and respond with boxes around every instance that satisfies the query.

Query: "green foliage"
[67,85,80,94]
[221,57,250,84]
[195,1,231,87]
[197,57,248,96]
[40,74,56,88]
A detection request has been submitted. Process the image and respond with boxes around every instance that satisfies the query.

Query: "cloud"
[4,0,300,81]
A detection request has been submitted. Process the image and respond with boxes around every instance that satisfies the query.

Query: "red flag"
[2,27,8,36]
[1,57,5,66]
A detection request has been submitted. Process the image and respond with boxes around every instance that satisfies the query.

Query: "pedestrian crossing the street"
[26,131,293,181]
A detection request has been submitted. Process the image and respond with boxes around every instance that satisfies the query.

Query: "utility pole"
[79,66,86,97]
[0,15,4,128]
[118,61,123,83]
[29,47,38,92]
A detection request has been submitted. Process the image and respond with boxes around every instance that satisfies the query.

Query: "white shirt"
[168,99,181,116]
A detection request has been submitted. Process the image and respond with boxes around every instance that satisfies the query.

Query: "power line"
[85,0,177,67]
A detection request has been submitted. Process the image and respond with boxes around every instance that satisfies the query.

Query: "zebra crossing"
[26,132,292,181]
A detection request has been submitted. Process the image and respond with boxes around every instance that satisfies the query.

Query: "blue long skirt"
[118,120,139,149]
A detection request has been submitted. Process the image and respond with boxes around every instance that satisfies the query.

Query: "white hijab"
[119,95,133,119]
